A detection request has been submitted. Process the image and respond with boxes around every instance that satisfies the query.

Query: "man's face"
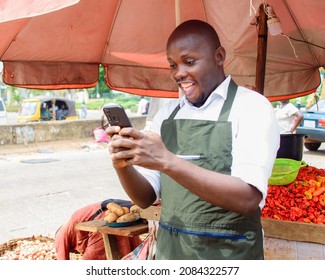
[167,34,224,107]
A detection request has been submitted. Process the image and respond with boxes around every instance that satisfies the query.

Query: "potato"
[116,213,138,223]
[122,206,130,214]
[106,202,125,217]
[130,205,142,213]
[104,212,118,223]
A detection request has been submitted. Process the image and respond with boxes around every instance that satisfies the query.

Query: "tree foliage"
[87,65,112,99]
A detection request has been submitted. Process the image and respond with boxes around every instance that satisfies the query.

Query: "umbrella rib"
[201,0,208,21]
[101,0,123,63]
[0,18,31,60]
[283,0,320,66]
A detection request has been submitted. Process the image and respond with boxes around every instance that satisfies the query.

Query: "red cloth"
[55,202,142,260]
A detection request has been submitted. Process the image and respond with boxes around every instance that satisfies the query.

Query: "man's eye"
[169,64,176,69]
[186,60,195,65]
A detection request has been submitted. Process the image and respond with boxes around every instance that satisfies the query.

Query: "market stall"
[261,163,325,259]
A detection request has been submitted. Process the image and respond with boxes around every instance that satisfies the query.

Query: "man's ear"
[215,46,226,65]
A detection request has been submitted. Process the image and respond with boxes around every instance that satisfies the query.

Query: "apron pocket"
[158,222,262,260]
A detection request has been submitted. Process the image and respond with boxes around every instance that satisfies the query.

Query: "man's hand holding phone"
[107,126,141,169]
[103,104,171,170]
[102,104,133,168]
[108,127,172,172]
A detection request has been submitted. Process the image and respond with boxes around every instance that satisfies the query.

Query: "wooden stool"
[75,219,148,260]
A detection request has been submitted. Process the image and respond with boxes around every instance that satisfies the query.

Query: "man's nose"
[173,66,188,81]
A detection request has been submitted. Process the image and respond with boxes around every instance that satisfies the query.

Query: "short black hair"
[167,19,221,49]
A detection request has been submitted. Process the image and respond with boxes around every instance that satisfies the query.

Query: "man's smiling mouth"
[179,82,195,94]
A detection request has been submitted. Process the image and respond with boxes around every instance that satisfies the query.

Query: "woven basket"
[69,252,83,260]
[0,235,56,260]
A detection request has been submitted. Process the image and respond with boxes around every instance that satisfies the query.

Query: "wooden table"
[75,219,148,260]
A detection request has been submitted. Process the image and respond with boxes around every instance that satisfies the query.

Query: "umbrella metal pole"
[175,0,181,26]
[175,0,184,98]
[255,4,268,95]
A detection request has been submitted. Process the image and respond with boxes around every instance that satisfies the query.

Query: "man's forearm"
[115,166,157,208]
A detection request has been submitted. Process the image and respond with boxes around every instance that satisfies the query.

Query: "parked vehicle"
[17,97,78,123]
[0,97,8,125]
[297,99,325,151]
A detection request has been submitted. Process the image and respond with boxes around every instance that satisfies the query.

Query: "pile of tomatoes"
[262,165,325,224]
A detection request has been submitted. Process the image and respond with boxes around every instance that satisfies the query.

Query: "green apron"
[156,80,264,260]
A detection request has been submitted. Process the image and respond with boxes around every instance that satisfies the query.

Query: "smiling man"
[166,21,225,107]
[106,20,280,259]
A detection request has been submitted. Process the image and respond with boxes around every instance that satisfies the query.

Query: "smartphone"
[102,104,132,128]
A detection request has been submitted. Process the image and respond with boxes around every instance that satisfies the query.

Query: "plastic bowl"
[268,158,306,186]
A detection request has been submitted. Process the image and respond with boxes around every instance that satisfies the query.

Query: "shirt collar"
[179,75,232,108]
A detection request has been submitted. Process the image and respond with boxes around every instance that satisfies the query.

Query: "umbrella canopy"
[0,0,324,100]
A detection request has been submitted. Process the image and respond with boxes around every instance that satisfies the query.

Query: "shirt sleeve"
[134,166,161,203]
[230,90,280,208]
[286,103,299,117]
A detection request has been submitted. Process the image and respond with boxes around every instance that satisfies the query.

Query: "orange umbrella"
[0,0,324,100]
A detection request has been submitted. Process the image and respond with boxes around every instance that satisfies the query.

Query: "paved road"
[302,143,325,168]
[0,139,128,244]
[0,139,324,244]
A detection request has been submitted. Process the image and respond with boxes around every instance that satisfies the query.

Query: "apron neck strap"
[167,79,238,121]
[218,79,238,122]
[167,104,181,120]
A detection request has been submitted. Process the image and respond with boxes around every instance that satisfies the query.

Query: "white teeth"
[180,82,193,88]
